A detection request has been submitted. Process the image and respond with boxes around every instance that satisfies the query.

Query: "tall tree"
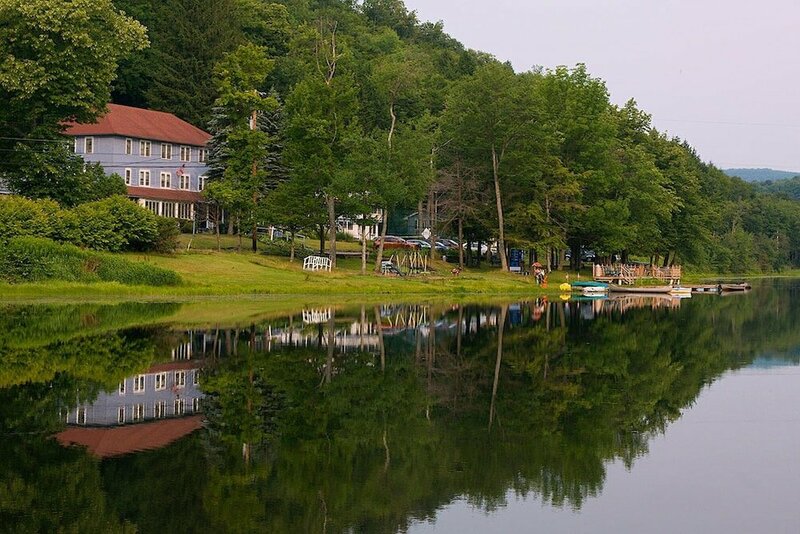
[442,63,539,270]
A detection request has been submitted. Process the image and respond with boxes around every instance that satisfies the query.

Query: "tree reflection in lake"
[2,284,800,532]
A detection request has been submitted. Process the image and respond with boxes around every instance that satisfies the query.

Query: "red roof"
[127,186,204,203]
[64,103,210,146]
[56,415,204,458]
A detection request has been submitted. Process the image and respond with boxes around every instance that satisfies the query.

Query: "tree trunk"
[374,306,386,372]
[374,207,389,274]
[489,304,508,429]
[326,195,337,268]
[215,204,221,252]
[360,220,367,275]
[289,231,296,262]
[236,215,242,253]
[318,224,325,254]
[457,217,464,269]
[491,145,509,271]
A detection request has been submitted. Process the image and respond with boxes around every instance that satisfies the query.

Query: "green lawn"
[0,246,576,301]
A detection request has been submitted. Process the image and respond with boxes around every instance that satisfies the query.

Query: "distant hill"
[723,168,800,182]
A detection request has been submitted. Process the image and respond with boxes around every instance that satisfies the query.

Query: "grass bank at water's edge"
[0,249,570,302]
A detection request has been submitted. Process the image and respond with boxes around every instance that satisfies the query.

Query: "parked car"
[373,236,417,250]
[406,238,432,249]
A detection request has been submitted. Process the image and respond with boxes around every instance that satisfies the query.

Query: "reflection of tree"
[0,437,127,532]
[6,285,800,531]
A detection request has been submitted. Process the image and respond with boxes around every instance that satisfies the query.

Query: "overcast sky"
[403,0,800,171]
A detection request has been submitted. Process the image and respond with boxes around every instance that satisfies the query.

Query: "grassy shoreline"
[1,240,793,304]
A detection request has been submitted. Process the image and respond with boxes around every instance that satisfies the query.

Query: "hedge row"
[0,237,182,286]
[0,195,179,253]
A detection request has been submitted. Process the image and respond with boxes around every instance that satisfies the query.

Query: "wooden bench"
[303,255,332,272]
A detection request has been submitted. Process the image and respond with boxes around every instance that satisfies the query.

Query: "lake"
[2,281,800,533]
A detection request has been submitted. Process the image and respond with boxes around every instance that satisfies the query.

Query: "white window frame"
[198,176,206,191]
[174,398,185,415]
[124,168,132,186]
[125,138,133,155]
[160,172,171,188]
[198,148,207,163]
[175,370,186,388]
[154,401,166,418]
[154,372,167,391]
[84,137,94,154]
[133,403,145,421]
[133,374,146,393]
[72,138,79,153]
[139,140,151,157]
[139,170,151,187]
[179,173,190,190]
[193,370,200,386]
[118,406,125,424]
[119,381,126,395]
[161,143,173,160]
[192,397,200,413]
[180,145,191,162]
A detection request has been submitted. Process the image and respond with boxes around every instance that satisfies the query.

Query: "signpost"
[509,248,523,273]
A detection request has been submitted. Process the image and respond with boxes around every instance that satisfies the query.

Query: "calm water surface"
[2,281,800,533]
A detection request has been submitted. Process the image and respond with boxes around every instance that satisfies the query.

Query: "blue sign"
[509,249,523,272]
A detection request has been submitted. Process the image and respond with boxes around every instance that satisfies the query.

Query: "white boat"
[582,286,608,296]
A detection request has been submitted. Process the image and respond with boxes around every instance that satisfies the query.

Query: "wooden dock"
[593,264,682,285]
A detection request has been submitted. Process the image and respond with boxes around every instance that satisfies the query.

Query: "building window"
[119,381,126,395]
[161,143,172,160]
[84,137,94,154]
[133,374,146,393]
[198,176,206,191]
[155,372,167,391]
[160,172,171,188]
[179,173,190,190]
[118,406,125,424]
[133,403,145,422]
[178,202,192,220]
[193,370,200,386]
[76,407,87,425]
[143,200,159,215]
[154,401,166,419]
[124,168,132,186]
[192,397,200,413]
[162,202,176,218]
[139,170,151,187]
[198,148,207,163]
[72,138,78,153]
[139,140,151,157]
[125,138,133,155]
[180,146,191,162]
[174,398,185,415]
[175,370,186,388]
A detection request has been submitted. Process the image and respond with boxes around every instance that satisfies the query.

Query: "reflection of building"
[64,361,204,427]
[58,354,205,457]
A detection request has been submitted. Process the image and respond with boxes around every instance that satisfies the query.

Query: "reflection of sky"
[410,367,800,533]
[749,353,800,370]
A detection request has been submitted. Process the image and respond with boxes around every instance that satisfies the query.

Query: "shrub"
[0,196,62,244]
[0,237,90,283]
[93,254,182,286]
[0,237,181,286]
[63,196,159,252]
[152,217,180,253]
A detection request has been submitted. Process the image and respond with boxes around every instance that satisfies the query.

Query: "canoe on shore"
[608,285,674,294]
[572,281,610,288]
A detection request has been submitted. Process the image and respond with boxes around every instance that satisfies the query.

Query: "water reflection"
[2,284,800,532]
